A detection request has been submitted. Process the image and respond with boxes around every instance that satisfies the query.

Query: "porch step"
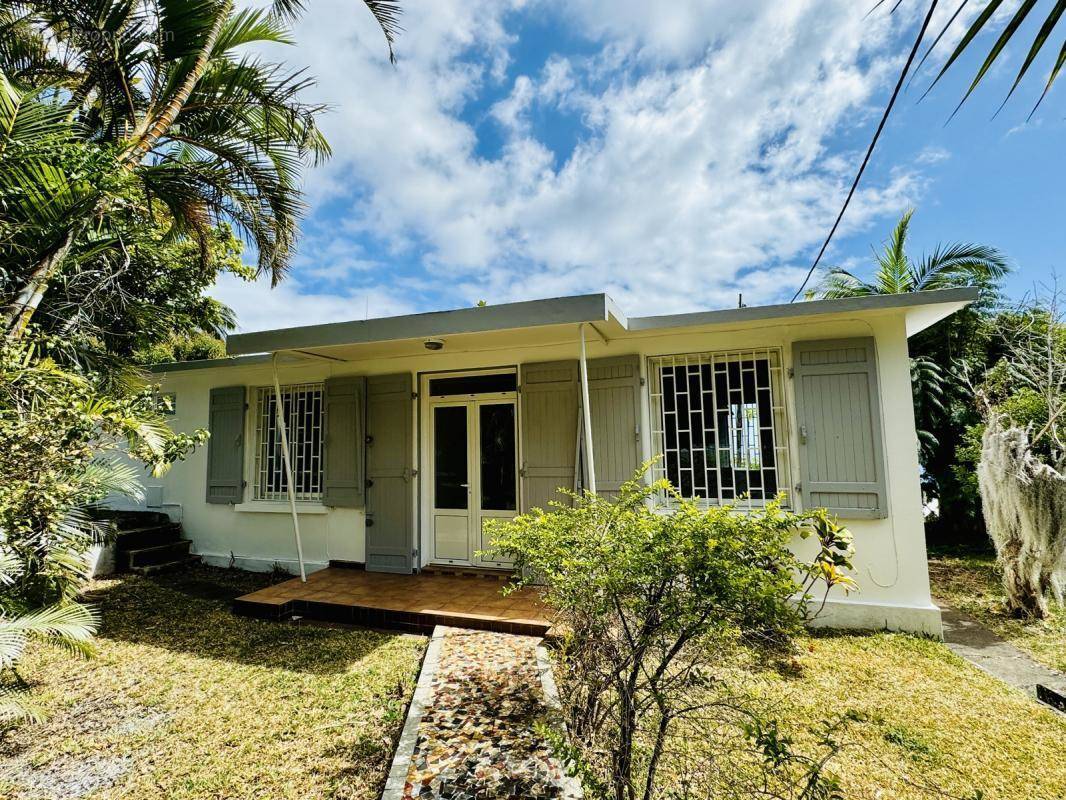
[132,554,202,576]
[419,565,514,581]
[91,509,172,529]
[126,539,192,570]
[114,523,183,551]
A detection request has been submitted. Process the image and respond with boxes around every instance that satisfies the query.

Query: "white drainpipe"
[271,353,307,582]
[578,323,597,495]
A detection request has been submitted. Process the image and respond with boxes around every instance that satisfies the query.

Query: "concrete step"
[115,523,182,551]
[93,509,172,529]
[126,540,192,570]
[131,555,201,576]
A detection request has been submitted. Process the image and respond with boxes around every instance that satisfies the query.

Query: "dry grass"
[0,565,426,800]
[667,631,1066,800]
[930,552,1066,673]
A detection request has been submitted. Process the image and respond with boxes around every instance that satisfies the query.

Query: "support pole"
[578,323,597,495]
[272,353,307,582]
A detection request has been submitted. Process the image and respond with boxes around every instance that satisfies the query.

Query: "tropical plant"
[0,334,205,606]
[0,551,97,724]
[488,469,857,800]
[819,210,1008,299]
[0,0,400,339]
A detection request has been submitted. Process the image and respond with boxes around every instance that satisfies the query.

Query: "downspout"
[271,353,307,582]
[578,323,597,495]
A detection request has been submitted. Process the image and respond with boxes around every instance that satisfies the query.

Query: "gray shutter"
[793,338,887,519]
[520,360,579,511]
[206,386,245,504]
[588,355,642,498]
[323,376,366,508]
[365,373,414,573]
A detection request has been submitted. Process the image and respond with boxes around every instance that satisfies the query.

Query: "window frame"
[647,348,792,509]
[251,382,325,503]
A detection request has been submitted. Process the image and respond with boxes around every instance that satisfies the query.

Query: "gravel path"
[384,626,581,799]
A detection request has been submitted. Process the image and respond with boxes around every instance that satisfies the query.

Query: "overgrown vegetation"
[0,0,398,723]
[491,472,857,800]
[967,285,1066,618]
[0,336,204,719]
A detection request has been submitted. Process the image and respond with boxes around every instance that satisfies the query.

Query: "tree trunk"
[119,0,232,168]
[978,416,1066,618]
[2,227,75,339]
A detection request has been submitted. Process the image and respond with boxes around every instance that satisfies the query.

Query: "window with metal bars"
[648,349,791,508]
[252,383,324,502]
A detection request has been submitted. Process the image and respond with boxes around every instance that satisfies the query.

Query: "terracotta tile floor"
[234,567,552,634]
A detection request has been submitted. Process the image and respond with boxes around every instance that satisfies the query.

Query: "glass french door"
[431,399,517,566]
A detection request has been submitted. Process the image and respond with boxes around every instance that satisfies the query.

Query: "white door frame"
[418,368,519,568]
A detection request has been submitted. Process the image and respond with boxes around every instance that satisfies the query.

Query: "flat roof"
[147,287,978,371]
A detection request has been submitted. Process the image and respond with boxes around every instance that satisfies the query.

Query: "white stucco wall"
[145,308,940,635]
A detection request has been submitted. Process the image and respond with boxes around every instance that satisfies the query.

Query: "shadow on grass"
[84,564,404,675]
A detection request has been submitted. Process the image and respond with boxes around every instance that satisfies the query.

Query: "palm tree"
[0,0,401,338]
[818,210,1008,467]
[818,209,1008,299]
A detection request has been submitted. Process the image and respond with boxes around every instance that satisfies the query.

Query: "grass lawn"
[0,565,426,800]
[4,564,1064,800]
[930,551,1066,673]
[737,630,1066,800]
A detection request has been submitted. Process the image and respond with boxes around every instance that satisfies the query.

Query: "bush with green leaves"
[0,335,205,722]
[487,469,856,800]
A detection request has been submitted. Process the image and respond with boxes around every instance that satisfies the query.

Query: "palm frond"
[0,602,98,669]
[0,686,45,724]
[910,0,1066,113]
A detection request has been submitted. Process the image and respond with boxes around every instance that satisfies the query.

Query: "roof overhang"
[225,293,625,357]
[627,287,979,336]
[148,287,978,372]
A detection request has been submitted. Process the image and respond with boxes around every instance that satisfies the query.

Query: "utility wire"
[790,0,940,302]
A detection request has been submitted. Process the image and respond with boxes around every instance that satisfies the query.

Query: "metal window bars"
[253,383,324,502]
[648,349,791,508]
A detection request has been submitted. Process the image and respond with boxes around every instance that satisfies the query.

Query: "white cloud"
[212,273,417,332]
[225,0,937,329]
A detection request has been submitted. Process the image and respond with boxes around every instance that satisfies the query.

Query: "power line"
[790,0,940,303]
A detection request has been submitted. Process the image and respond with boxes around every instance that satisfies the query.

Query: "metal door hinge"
[788,367,795,379]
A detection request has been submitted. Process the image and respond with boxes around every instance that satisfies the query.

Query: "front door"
[430,398,518,567]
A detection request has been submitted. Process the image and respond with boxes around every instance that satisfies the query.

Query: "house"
[145,288,977,636]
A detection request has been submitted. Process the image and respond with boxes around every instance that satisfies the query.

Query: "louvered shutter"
[588,355,642,498]
[206,386,246,504]
[792,338,887,519]
[323,376,366,508]
[520,360,579,511]
[365,373,414,573]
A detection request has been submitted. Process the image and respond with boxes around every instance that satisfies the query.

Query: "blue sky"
[219,0,1064,331]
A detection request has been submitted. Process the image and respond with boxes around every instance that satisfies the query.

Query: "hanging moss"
[978,416,1066,618]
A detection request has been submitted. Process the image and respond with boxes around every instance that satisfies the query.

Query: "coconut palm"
[819,210,1008,299]
[0,0,401,338]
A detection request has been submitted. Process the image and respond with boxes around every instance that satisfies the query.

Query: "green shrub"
[488,468,856,800]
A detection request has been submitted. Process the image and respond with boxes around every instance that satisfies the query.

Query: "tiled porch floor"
[233,567,552,636]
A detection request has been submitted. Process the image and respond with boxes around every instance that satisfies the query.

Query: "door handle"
[799,424,808,444]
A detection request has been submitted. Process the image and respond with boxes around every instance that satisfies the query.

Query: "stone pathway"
[941,607,1066,714]
[383,626,582,799]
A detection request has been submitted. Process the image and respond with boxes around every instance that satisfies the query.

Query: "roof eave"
[225,293,613,356]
